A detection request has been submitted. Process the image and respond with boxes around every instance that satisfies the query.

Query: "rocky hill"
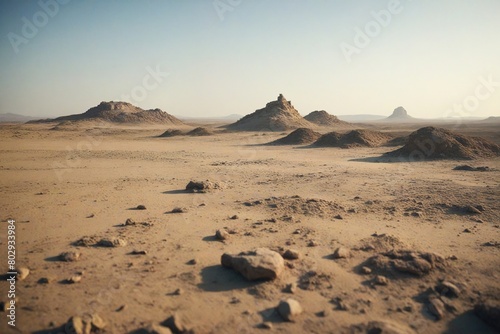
[30,101,184,125]
[226,94,314,131]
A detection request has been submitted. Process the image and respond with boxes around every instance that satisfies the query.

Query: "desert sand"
[0,120,499,334]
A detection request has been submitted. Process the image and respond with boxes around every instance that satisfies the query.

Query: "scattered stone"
[162,313,187,334]
[374,275,388,286]
[334,214,343,220]
[123,218,136,226]
[307,240,319,247]
[173,288,183,296]
[260,322,273,329]
[16,267,30,281]
[221,248,284,280]
[474,301,500,331]
[284,283,297,294]
[59,251,81,262]
[283,249,300,260]
[65,316,89,334]
[86,214,94,218]
[230,215,239,220]
[465,206,482,214]
[186,180,222,193]
[116,305,126,312]
[66,275,82,284]
[140,323,173,334]
[332,247,350,259]
[436,281,460,298]
[91,313,106,330]
[170,207,185,213]
[215,229,230,241]
[38,276,56,284]
[277,298,303,322]
[355,320,416,334]
[136,205,147,210]
[482,241,500,248]
[463,228,472,233]
[130,250,147,255]
[187,259,197,265]
[427,296,446,320]
[97,237,127,247]
[361,266,372,274]
[73,236,98,247]
[293,229,302,235]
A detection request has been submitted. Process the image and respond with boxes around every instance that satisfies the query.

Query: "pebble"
[215,229,230,241]
[16,267,30,281]
[59,251,81,262]
[332,247,350,259]
[374,275,388,286]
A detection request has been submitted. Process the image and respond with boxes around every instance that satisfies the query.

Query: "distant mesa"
[313,129,394,148]
[387,126,500,160]
[226,94,314,131]
[269,128,321,145]
[0,113,41,123]
[384,106,414,122]
[304,110,350,127]
[29,101,184,125]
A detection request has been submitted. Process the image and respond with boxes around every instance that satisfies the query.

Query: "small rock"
[173,288,183,296]
[38,276,56,284]
[465,205,481,214]
[66,275,82,284]
[436,281,460,298]
[427,296,446,320]
[260,322,273,329]
[162,313,187,334]
[277,298,303,322]
[215,229,230,241]
[283,249,300,260]
[284,283,297,294]
[332,247,350,259]
[361,266,372,274]
[91,313,106,330]
[16,267,30,281]
[374,275,388,286]
[141,323,173,334]
[307,240,319,247]
[186,258,197,265]
[59,251,81,262]
[463,228,472,233]
[230,215,239,220]
[334,214,343,220]
[170,207,185,213]
[65,316,90,334]
[130,250,147,255]
[136,205,147,210]
[293,229,302,234]
[124,218,136,226]
[97,237,127,247]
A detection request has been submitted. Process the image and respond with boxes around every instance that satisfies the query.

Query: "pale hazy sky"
[1,0,499,119]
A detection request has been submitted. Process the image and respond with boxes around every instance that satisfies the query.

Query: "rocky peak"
[390,106,408,118]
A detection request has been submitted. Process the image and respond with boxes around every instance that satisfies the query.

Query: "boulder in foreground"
[221,248,284,280]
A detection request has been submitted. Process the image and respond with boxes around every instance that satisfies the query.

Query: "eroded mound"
[304,110,349,127]
[367,250,446,277]
[313,130,394,148]
[158,129,184,137]
[269,128,321,145]
[187,127,213,136]
[387,126,500,160]
[243,195,344,217]
[226,94,314,131]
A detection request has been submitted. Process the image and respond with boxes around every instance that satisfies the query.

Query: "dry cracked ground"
[0,123,499,333]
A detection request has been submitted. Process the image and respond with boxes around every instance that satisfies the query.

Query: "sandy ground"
[0,122,499,333]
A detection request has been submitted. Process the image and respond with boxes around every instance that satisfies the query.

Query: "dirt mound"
[158,129,184,137]
[313,130,394,148]
[304,110,349,127]
[31,101,185,125]
[226,94,314,131]
[387,126,500,160]
[187,127,213,136]
[367,250,446,277]
[268,128,321,145]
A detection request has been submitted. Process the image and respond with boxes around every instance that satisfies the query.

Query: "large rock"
[221,248,284,280]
